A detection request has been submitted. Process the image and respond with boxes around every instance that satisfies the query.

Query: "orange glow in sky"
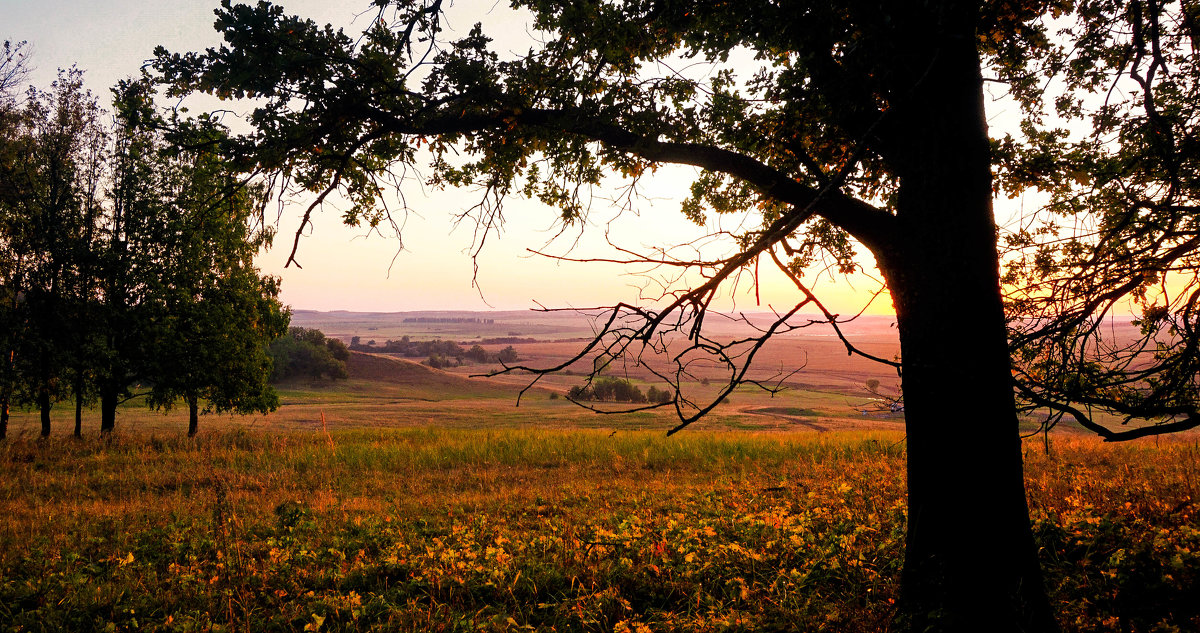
[5,0,894,316]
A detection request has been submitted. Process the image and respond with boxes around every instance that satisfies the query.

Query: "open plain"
[2,311,1197,632]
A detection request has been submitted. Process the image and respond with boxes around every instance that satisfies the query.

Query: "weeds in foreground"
[0,429,1196,632]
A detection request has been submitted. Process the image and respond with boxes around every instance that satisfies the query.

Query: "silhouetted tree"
[2,69,287,437]
[0,40,31,440]
[156,2,1200,628]
[0,69,106,437]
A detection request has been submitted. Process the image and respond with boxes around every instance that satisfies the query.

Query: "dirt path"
[739,405,908,433]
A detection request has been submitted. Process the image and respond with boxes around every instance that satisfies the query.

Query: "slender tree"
[1,70,106,438]
[98,80,289,436]
[155,1,1200,629]
[0,40,30,440]
[134,88,288,436]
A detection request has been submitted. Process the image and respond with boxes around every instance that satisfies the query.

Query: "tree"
[1,64,288,438]
[0,40,30,440]
[0,69,107,438]
[497,345,519,365]
[155,2,1200,629]
[326,337,350,362]
[114,81,290,437]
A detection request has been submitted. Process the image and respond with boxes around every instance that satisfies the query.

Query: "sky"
[1,0,895,315]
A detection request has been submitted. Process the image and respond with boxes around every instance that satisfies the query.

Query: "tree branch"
[365,105,897,252]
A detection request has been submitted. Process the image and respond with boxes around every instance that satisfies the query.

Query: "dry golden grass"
[1,427,1197,632]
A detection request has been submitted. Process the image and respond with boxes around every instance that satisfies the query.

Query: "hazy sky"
[3,0,893,314]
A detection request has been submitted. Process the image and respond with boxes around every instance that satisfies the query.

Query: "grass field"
[2,314,1196,631]
[2,428,1198,632]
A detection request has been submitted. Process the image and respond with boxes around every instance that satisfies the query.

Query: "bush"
[326,338,350,361]
[268,328,348,382]
[497,345,519,364]
[465,344,490,363]
[646,386,673,404]
[570,378,646,403]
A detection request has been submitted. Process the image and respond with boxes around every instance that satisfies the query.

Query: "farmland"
[2,311,1197,631]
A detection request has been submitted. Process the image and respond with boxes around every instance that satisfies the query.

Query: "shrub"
[497,345,519,364]
[571,378,646,403]
[268,327,348,381]
[646,386,673,404]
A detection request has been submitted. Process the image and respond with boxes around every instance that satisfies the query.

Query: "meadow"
[2,428,1198,632]
[2,312,1197,631]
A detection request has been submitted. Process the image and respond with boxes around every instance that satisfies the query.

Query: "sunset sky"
[4,0,905,315]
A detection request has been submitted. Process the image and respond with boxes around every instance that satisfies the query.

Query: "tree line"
[568,378,673,405]
[350,336,518,367]
[0,54,287,438]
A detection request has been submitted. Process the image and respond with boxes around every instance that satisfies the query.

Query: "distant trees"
[464,344,489,363]
[350,336,463,359]
[464,343,519,365]
[268,328,348,382]
[497,346,518,365]
[0,70,287,438]
[568,378,672,404]
[345,336,519,369]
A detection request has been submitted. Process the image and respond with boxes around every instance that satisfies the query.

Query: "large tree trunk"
[187,394,199,437]
[874,5,1057,631]
[1,397,8,440]
[100,387,117,434]
[883,258,1056,631]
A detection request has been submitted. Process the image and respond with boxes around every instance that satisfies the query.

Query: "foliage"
[269,327,349,382]
[352,335,466,360]
[568,378,671,404]
[326,337,350,362]
[151,0,1200,434]
[107,80,290,430]
[151,1,1200,625]
[462,343,520,365]
[426,353,458,369]
[0,71,286,436]
[0,68,108,436]
[645,385,673,405]
[497,345,519,365]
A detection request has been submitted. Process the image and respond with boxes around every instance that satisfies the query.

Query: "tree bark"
[100,388,117,434]
[187,394,199,437]
[1,397,8,440]
[872,6,1057,631]
[74,378,83,438]
[38,388,51,438]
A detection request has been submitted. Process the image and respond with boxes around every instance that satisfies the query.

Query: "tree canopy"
[154,1,1200,629]
[0,67,288,437]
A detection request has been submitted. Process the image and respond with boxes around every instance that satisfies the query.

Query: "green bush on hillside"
[268,328,348,382]
[568,378,671,404]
